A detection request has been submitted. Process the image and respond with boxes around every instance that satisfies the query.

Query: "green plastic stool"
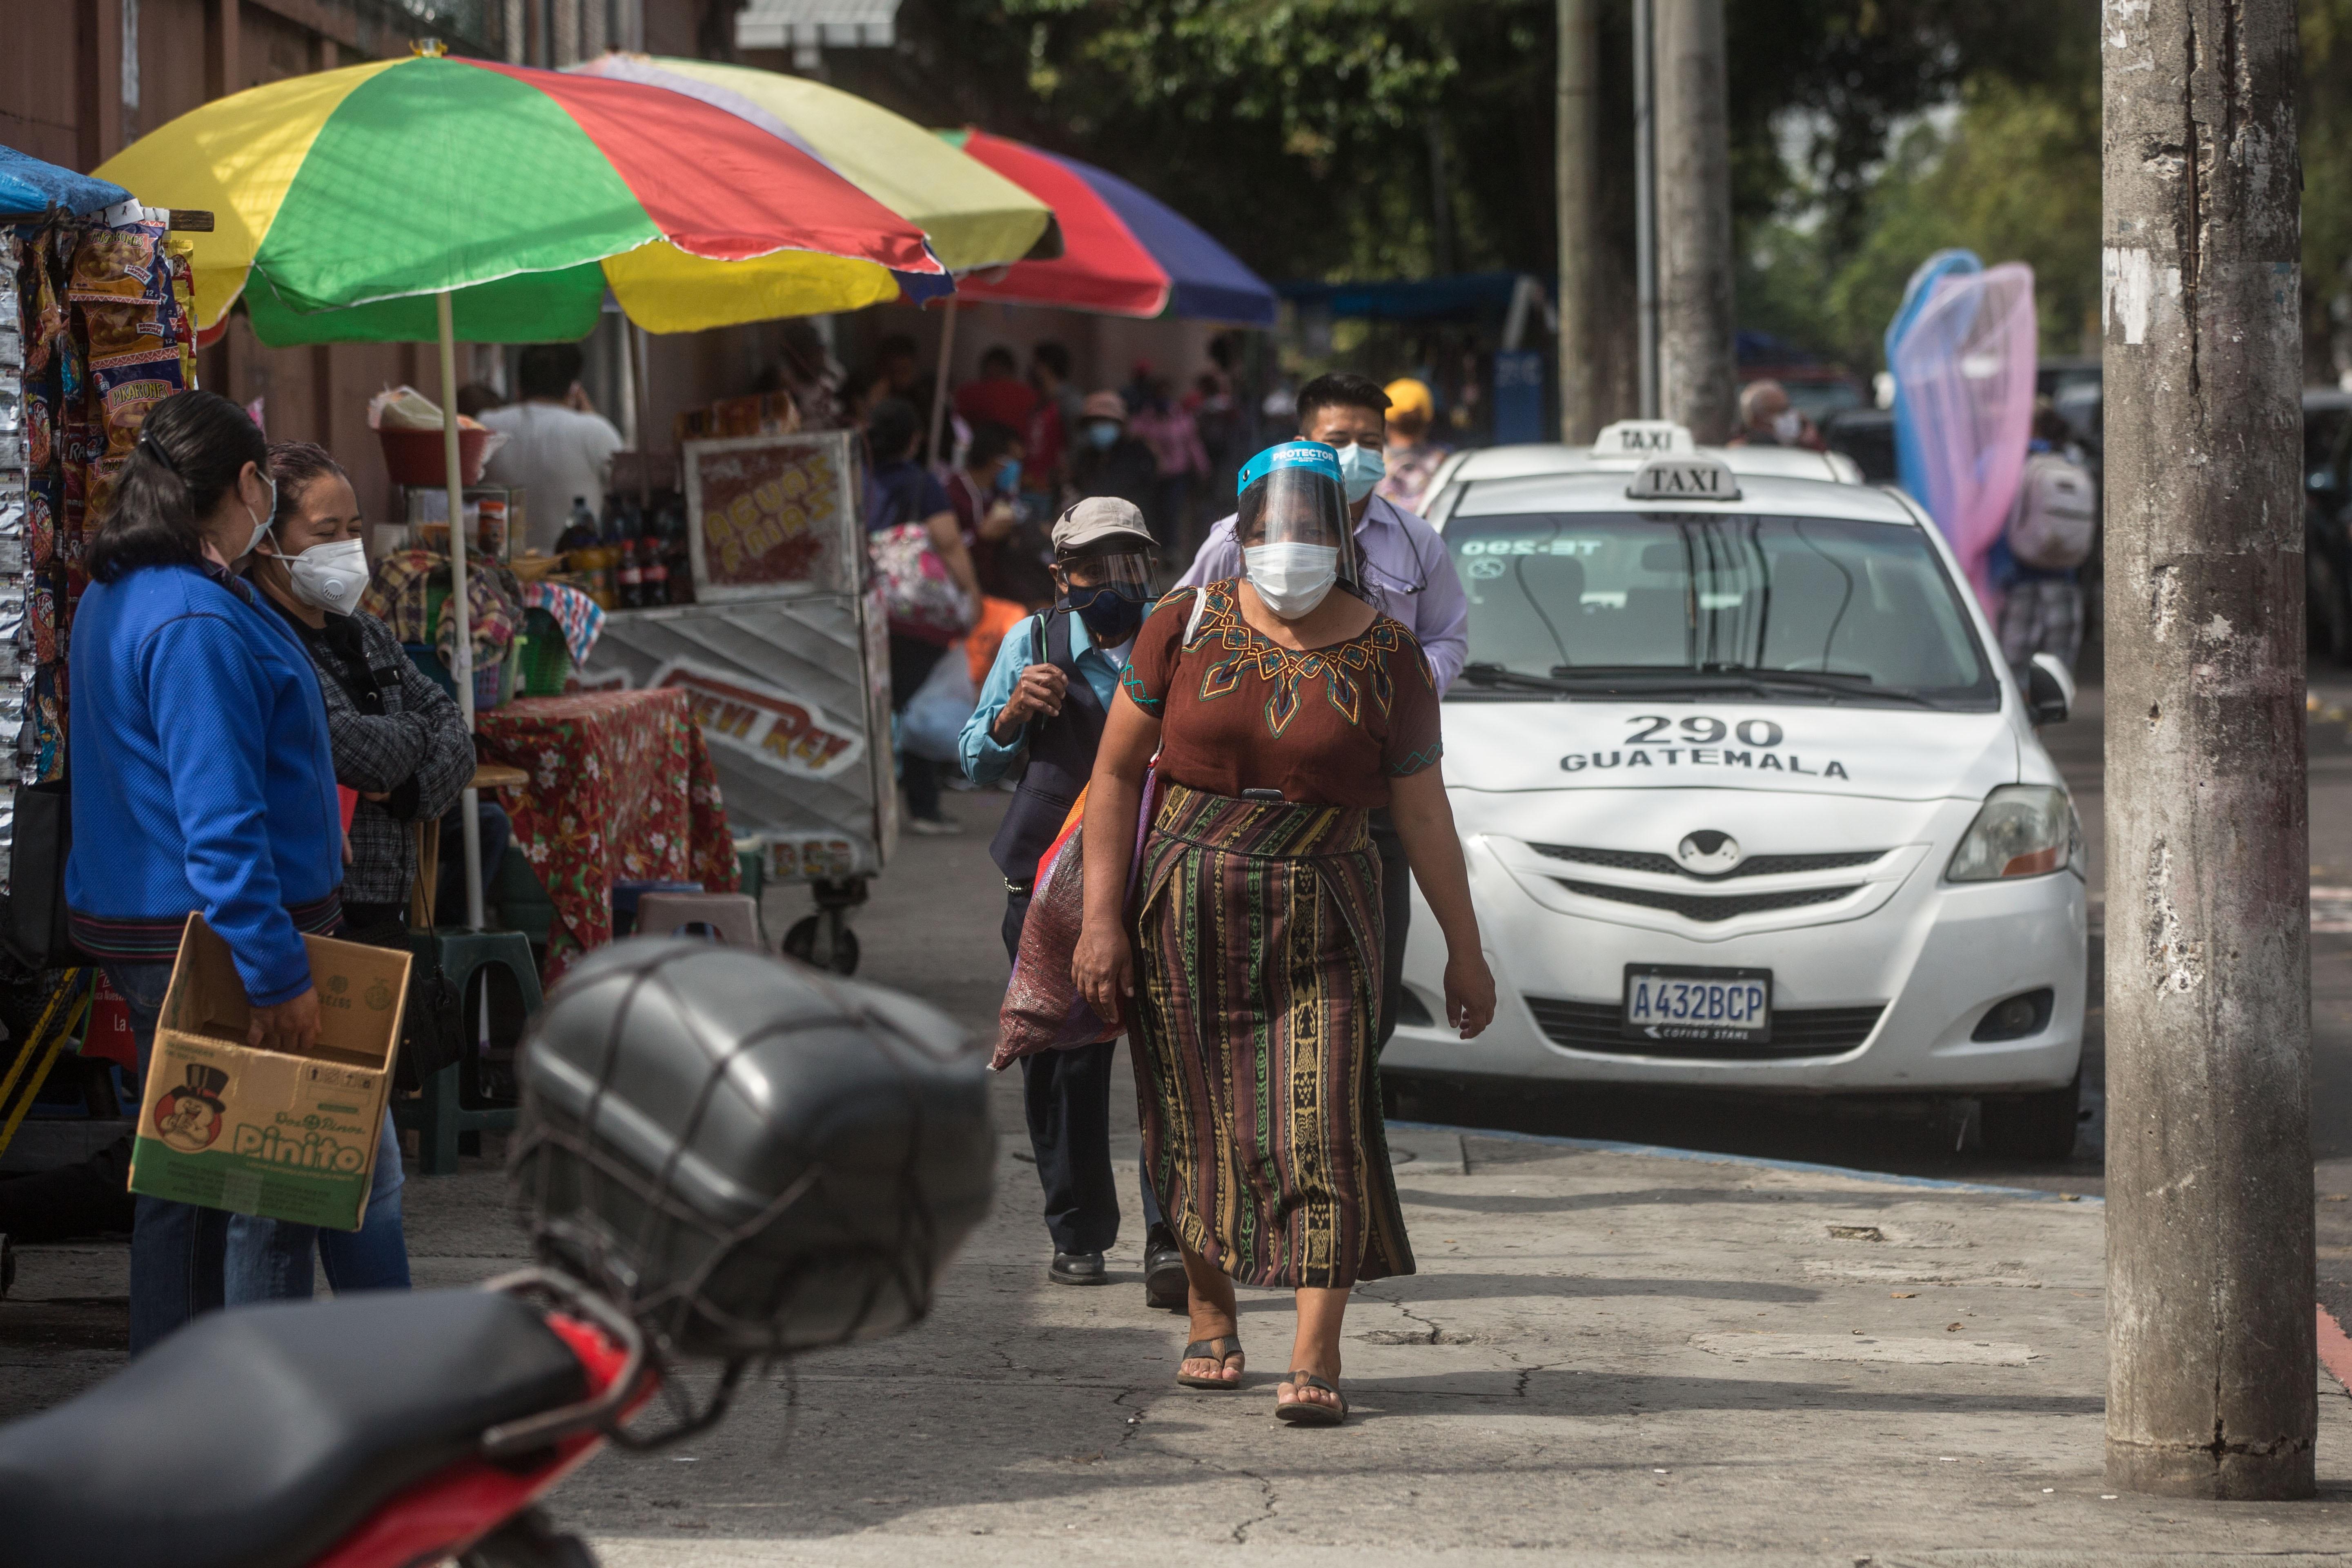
[391,928,543,1176]
[487,844,556,947]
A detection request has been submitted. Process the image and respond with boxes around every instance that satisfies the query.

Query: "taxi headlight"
[1946,785,2081,882]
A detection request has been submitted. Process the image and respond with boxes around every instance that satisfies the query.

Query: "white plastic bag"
[900,643,976,764]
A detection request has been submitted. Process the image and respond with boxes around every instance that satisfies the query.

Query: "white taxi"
[1383,423,2087,1157]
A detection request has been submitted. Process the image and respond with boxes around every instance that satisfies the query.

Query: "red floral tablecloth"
[474,690,737,981]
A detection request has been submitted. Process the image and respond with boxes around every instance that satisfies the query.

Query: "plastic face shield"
[1059,548,1156,597]
[1235,441,1358,585]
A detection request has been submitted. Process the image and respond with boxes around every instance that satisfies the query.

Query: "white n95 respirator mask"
[285,537,370,617]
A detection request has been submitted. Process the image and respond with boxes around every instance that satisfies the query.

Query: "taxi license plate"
[1621,964,1772,1045]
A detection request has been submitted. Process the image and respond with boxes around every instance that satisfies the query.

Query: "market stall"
[576,428,891,973]
[0,143,202,1177]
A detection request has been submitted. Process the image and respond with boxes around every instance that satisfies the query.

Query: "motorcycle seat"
[0,1287,587,1568]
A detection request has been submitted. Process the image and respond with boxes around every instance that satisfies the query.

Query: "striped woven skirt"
[1129,780,1413,1289]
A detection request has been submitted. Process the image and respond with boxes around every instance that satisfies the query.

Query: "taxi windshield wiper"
[1542,666,1795,699]
[1735,670,1941,708]
[1458,662,1583,695]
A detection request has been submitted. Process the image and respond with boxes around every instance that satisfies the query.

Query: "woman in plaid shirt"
[232,441,476,1298]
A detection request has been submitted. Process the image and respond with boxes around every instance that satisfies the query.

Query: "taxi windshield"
[1446,511,1999,710]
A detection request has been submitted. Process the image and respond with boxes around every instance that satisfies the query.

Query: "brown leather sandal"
[1176,1334,1245,1390]
[1275,1371,1348,1426]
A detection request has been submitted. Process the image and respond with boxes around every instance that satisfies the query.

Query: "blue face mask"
[1066,585,1147,647]
[1334,443,1385,504]
[995,456,1023,494]
[1085,421,1121,450]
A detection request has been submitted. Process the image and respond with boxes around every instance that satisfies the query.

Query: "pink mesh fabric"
[1888,262,2039,613]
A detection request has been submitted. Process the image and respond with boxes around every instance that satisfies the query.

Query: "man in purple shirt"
[1175,371,1470,1047]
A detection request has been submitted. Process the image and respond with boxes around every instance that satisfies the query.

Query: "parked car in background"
[2304,387,2352,662]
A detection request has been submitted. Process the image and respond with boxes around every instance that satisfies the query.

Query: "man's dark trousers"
[1370,808,1411,1047]
[1004,890,1166,1255]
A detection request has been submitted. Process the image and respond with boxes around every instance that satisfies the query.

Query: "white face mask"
[1243,542,1340,619]
[1334,443,1385,504]
[1771,410,1802,444]
[281,535,369,616]
[236,474,278,560]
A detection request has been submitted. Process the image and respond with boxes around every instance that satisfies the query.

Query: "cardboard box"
[129,914,410,1231]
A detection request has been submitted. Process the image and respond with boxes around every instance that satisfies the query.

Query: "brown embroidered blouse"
[1118,579,1443,809]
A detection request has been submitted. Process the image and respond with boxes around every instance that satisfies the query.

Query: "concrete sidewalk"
[553,1124,2348,1565]
[4,1114,2348,1563]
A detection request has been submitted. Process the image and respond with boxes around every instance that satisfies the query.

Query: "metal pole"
[1555,0,1599,442]
[436,292,486,931]
[927,296,958,474]
[633,321,653,515]
[2101,0,2312,1500]
[1631,0,1657,421]
[1653,0,1735,442]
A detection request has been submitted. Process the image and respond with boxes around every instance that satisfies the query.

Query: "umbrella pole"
[437,291,486,930]
[927,295,957,473]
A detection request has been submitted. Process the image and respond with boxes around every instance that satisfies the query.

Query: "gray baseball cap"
[1051,496,1156,558]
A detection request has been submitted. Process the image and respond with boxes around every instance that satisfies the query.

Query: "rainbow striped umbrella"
[570,54,1054,275]
[935,129,1274,326]
[94,48,949,345]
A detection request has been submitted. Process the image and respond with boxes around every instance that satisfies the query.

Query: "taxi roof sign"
[1591,419,1695,459]
[1626,455,1742,503]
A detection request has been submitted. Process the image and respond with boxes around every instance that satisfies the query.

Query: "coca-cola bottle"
[617,536,646,609]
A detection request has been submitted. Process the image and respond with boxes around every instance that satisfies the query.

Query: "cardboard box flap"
[161,914,411,1072]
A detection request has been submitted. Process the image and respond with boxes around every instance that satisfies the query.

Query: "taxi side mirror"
[2025,653,2074,727]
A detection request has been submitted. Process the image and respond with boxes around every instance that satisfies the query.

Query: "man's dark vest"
[988,608,1107,888]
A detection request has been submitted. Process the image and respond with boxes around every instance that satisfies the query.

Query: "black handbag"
[7,779,88,969]
[339,916,463,1091]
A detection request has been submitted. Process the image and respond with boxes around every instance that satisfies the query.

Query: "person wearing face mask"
[1073,442,1494,1425]
[1175,372,1470,1058]
[1067,390,1156,517]
[948,421,1053,608]
[226,443,475,1302]
[959,499,1186,1305]
[67,392,344,1353]
[1730,378,1824,451]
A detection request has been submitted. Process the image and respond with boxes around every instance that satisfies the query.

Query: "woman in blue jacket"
[67,390,343,1354]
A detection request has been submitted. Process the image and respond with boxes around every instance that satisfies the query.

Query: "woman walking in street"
[1071,441,1494,1425]
[67,390,343,1353]
[233,439,477,1297]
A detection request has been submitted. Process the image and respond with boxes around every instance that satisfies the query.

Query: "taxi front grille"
[1525,997,1886,1060]
[1552,878,1860,922]
[1530,844,1888,880]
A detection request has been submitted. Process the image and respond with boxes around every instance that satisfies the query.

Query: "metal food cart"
[577,430,894,972]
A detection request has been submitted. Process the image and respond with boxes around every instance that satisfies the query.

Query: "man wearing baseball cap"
[959,497,1185,1306]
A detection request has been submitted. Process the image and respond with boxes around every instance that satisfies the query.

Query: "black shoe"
[1143,1229,1187,1310]
[1050,1250,1109,1286]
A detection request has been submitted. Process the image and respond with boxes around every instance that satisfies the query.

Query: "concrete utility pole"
[1555,0,1600,443]
[2102,0,2314,1501]
[1652,0,1735,443]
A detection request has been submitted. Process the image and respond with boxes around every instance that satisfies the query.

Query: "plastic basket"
[518,607,572,698]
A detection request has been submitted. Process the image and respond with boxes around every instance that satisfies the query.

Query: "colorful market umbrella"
[935,129,1276,327]
[96,47,949,927]
[0,144,130,219]
[569,54,1054,274]
[95,49,948,345]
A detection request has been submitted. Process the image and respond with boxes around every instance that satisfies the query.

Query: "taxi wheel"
[1978,1073,2082,1162]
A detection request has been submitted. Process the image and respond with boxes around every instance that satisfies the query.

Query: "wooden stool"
[632,890,764,950]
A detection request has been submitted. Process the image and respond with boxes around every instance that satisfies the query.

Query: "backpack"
[2007,452,2097,570]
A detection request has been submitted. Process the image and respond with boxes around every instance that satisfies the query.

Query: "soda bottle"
[617,536,645,608]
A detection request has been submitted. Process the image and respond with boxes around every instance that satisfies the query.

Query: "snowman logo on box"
[154,1065,229,1152]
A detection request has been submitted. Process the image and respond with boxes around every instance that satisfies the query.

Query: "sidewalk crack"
[1231,1468,1277,1543]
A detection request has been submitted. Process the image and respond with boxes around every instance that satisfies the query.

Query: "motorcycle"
[0,938,994,1568]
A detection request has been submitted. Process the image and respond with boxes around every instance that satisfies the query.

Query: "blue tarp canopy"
[1277,271,1538,322]
[0,143,129,219]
